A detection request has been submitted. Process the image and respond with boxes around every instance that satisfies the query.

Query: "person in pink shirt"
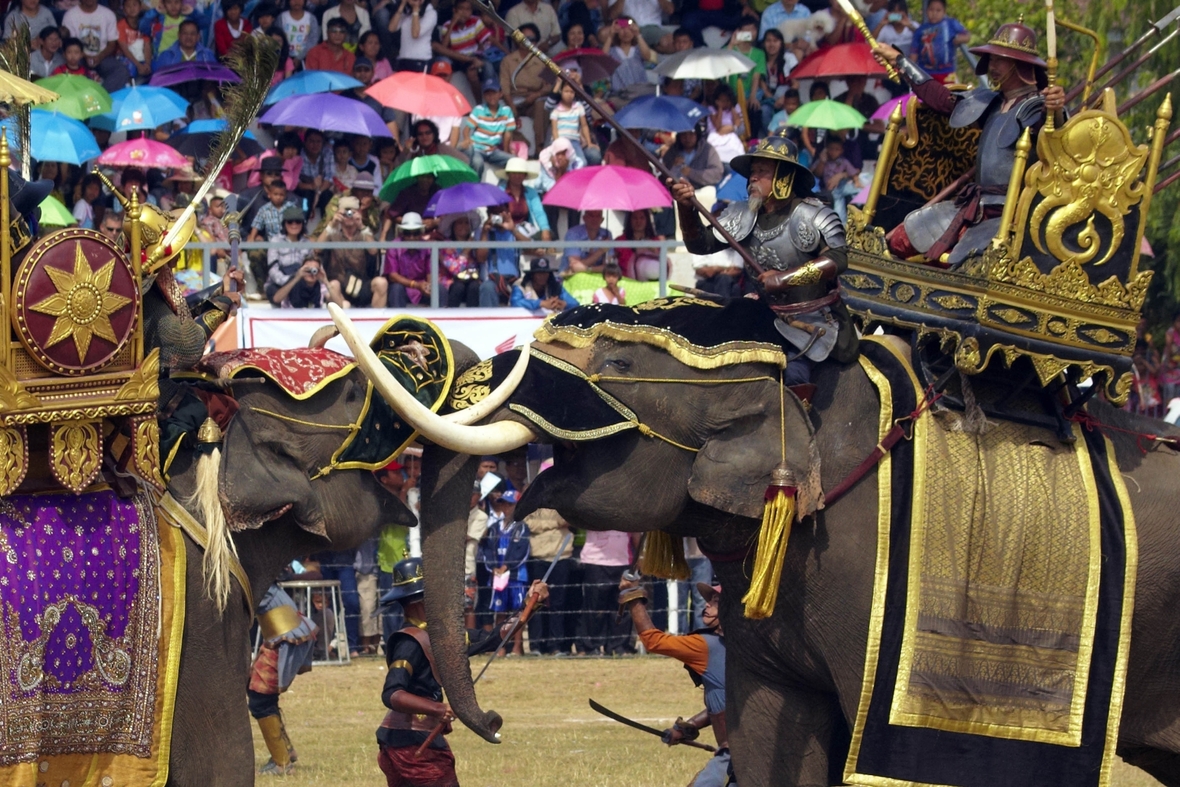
[579,530,639,655]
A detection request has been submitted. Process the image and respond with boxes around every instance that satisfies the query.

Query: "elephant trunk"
[419,447,503,743]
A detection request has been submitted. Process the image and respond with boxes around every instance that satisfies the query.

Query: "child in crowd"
[911,0,968,83]
[727,19,765,135]
[118,0,152,82]
[279,0,320,65]
[72,174,103,230]
[142,0,187,57]
[592,261,626,305]
[53,37,98,80]
[812,134,861,222]
[875,0,916,52]
[800,80,828,158]
[213,0,253,58]
[706,85,744,164]
[437,0,495,90]
[766,87,801,134]
[31,26,64,78]
[550,79,600,165]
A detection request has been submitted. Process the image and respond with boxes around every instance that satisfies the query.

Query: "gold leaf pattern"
[50,421,102,494]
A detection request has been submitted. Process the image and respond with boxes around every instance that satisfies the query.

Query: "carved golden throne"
[0,136,162,495]
[841,88,1171,410]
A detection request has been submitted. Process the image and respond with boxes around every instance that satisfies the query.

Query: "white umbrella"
[654,49,757,80]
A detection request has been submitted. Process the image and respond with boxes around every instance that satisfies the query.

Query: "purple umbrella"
[150,62,242,86]
[260,93,393,138]
[423,182,509,218]
[872,93,919,122]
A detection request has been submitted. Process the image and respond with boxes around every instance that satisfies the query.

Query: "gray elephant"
[331,301,1180,787]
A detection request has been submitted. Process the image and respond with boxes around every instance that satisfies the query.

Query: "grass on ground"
[253,655,1164,787]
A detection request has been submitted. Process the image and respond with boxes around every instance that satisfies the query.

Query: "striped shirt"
[551,103,583,141]
[468,104,516,153]
[443,16,491,57]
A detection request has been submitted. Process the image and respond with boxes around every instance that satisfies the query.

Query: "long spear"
[1065,4,1180,105]
[469,0,767,274]
[1081,27,1179,109]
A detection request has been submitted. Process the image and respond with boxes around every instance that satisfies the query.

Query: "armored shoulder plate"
[788,198,845,253]
[712,200,756,244]
[950,87,1001,129]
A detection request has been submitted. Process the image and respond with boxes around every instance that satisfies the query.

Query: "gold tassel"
[741,464,797,619]
[637,531,690,580]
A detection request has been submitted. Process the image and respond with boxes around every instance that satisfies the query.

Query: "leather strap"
[382,626,453,735]
[157,491,254,614]
[768,287,840,316]
[397,625,441,681]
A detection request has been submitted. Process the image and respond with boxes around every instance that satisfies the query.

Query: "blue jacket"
[510,280,578,312]
[496,184,550,235]
[155,41,217,67]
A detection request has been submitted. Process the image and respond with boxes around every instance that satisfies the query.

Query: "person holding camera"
[384,212,435,307]
[266,206,316,306]
[318,196,387,308]
[476,203,529,307]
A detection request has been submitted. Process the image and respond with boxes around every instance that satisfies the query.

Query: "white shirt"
[623,0,663,28]
[280,9,320,60]
[395,3,437,61]
[321,3,371,38]
[62,4,118,57]
[876,21,915,52]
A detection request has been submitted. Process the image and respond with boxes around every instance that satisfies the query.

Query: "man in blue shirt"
[562,209,612,272]
[758,0,809,40]
[477,203,524,307]
[154,19,216,67]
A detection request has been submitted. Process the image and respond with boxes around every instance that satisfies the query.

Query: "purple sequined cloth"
[0,490,159,763]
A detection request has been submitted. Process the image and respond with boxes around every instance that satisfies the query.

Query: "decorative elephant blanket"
[0,490,186,787]
[845,338,1135,787]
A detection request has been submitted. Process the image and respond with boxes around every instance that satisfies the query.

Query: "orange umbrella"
[790,43,886,80]
[367,71,471,117]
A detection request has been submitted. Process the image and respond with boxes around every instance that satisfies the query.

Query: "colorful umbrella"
[104,85,189,131]
[542,165,672,211]
[653,48,755,80]
[37,75,112,120]
[789,43,887,80]
[379,154,478,201]
[871,92,919,121]
[1,110,102,164]
[265,70,364,104]
[38,195,76,227]
[548,48,620,84]
[97,138,190,169]
[786,99,868,130]
[0,71,59,106]
[167,129,264,159]
[423,182,509,218]
[716,171,748,202]
[615,94,708,132]
[150,62,242,86]
[260,93,394,137]
[367,71,471,118]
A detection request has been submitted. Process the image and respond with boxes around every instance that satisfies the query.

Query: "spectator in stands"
[548,20,584,58]
[499,23,549,151]
[197,189,230,267]
[478,203,524,307]
[910,0,967,83]
[4,0,56,45]
[505,0,560,52]
[579,530,637,655]
[661,124,723,189]
[320,196,387,308]
[759,29,797,130]
[434,0,491,95]
[54,37,98,79]
[395,119,469,169]
[62,0,129,92]
[759,0,810,38]
[461,78,516,176]
[608,0,674,52]
[382,173,438,239]
[536,137,582,193]
[440,211,482,308]
[705,84,744,163]
[266,204,312,299]
[266,25,297,86]
[384,212,434,306]
[213,0,252,57]
[549,79,600,165]
[279,0,319,66]
[511,256,578,314]
[252,3,278,34]
[498,157,552,241]
[563,209,611,273]
[331,137,357,189]
[679,0,753,44]
[524,502,575,654]
[31,26,64,78]
[601,17,656,103]
[344,57,400,141]
[323,0,371,49]
[692,248,739,298]
[358,30,392,80]
[99,211,123,243]
[116,0,151,83]
[142,0,186,59]
[248,177,296,244]
[70,173,102,229]
[305,17,355,74]
[296,129,334,217]
[156,19,216,66]
[388,0,435,72]
[811,134,860,222]
[615,209,664,281]
[593,261,626,304]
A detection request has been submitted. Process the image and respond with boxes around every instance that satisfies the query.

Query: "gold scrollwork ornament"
[115,347,161,401]
[50,421,103,494]
[0,425,29,496]
[132,417,164,491]
[449,358,494,411]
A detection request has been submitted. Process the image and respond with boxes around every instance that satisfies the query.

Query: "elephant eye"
[604,358,631,372]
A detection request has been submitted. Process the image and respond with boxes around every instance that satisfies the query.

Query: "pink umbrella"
[97,138,189,169]
[542,165,672,211]
[872,93,919,122]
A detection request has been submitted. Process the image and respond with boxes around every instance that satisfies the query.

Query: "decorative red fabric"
[378,744,459,787]
[249,644,280,695]
[198,348,353,398]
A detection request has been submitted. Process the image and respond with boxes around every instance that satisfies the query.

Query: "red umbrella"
[547,47,620,84]
[367,71,471,117]
[542,165,672,211]
[790,43,886,80]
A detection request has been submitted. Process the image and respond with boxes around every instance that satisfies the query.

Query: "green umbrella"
[785,99,868,131]
[380,154,478,202]
[38,75,113,120]
[38,195,76,227]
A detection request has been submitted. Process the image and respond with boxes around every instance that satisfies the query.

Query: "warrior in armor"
[619,576,732,787]
[670,131,857,387]
[376,557,549,787]
[872,21,1067,265]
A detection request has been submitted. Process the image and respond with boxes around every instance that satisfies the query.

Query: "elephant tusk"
[328,304,537,454]
[442,342,531,425]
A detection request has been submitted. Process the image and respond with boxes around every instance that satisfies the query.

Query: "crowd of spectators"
[5,0,982,316]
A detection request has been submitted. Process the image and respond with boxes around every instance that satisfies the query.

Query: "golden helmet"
[94,170,198,274]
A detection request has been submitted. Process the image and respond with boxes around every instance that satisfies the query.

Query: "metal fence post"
[430,246,440,308]
[202,246,212,290]
[658,242,668,298]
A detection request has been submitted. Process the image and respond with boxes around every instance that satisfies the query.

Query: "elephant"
[329,301,1180,787]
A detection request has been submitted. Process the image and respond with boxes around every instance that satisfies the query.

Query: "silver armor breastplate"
[713,199,845,272]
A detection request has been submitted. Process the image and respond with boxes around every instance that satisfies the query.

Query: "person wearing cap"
[317,170,383,236]
[476,490,532,655]
[873,21,1066,265]
[619,575,732,786]
[306,17,356,73]
[376,557,549,785]
[318,195,387,307]
[381,171,440,241]
[383,212,436,306]
[268,205,334,308]
[461,77,517,176]
[670,130,855,388]
[345,57,402,140]
[510,256,578,314]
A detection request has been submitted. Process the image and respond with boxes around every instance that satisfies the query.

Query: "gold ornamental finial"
[197,417,223,445]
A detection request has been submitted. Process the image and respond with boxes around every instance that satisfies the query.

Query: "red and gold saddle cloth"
[198,347,354,399]
[0,490,186,787]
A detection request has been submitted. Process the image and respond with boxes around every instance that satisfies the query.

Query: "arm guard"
[760,256,841,293]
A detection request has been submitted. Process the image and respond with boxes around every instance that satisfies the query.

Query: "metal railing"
[188,239,686,307]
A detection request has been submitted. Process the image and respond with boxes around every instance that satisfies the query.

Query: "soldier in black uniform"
[670,132,857,387]
[873,21,1067,265]
[376,557,549,787]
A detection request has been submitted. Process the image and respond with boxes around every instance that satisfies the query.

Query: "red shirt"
[304,42,355,74]
[52,63,99,81]
[213,18,253,57]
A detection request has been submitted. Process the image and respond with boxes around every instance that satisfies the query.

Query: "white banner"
[237,307,546,359]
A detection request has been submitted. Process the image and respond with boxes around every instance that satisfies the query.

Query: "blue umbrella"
[423,182,510,218]
[1,110,101,164]
[265,70,365,105]
[614,94,708,132]
[102,85,189,131]
[176,118,259,141]
[716,171,748,202]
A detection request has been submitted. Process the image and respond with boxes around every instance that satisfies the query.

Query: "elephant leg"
[1118,747,1180,787]
[728,670,840,787]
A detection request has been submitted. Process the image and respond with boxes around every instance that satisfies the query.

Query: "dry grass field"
[253,655,1164,787]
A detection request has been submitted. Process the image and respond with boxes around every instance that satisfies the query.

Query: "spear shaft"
[1065,4,1180,105]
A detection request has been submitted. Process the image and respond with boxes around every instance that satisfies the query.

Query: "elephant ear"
[687,391,820,520]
